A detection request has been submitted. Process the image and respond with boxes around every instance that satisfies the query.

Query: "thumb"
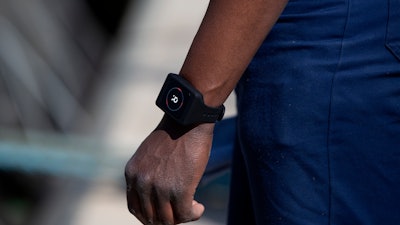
[190,200,205,221]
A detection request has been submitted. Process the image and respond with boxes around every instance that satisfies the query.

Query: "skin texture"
[125,0,288,224]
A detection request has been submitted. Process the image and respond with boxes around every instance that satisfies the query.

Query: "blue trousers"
[228,0,400,224]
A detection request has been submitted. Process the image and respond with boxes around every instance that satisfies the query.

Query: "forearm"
[180,0,288,107]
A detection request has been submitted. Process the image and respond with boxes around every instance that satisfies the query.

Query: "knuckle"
[126,168,154,191]
[135,173,154,193]
[153,182,171,195]
[124,162,136,180]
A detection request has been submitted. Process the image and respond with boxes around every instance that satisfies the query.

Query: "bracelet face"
[156,74,195,123]
[156,73,224,125]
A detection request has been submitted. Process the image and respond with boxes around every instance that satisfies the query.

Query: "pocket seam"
[385,0,400,62]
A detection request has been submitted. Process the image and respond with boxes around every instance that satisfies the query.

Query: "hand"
[125,116,214,224]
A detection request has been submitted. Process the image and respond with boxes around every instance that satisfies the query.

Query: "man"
[125,0,400,224]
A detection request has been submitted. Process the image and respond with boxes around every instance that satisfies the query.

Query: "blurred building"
[0,1,130,224]
[0,0,130,133]
[0,1,231,225]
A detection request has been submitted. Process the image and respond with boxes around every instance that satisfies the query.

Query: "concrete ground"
[71,1,236,225]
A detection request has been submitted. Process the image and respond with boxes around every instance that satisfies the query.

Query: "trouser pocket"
[385,0,400,62]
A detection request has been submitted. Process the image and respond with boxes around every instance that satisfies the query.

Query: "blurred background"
[0,0,237,224]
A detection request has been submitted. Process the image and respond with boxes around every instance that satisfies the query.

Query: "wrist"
[157,114,215,140]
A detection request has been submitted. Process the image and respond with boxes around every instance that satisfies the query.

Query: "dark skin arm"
[125,0,288,224]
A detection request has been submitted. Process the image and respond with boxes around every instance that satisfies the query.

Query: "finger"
[155,195,175,225]
[138,188,155,225]
[126,185,147,224]
[190,200,205,221]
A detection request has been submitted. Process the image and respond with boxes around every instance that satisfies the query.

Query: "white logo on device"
[171,95,179,104]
